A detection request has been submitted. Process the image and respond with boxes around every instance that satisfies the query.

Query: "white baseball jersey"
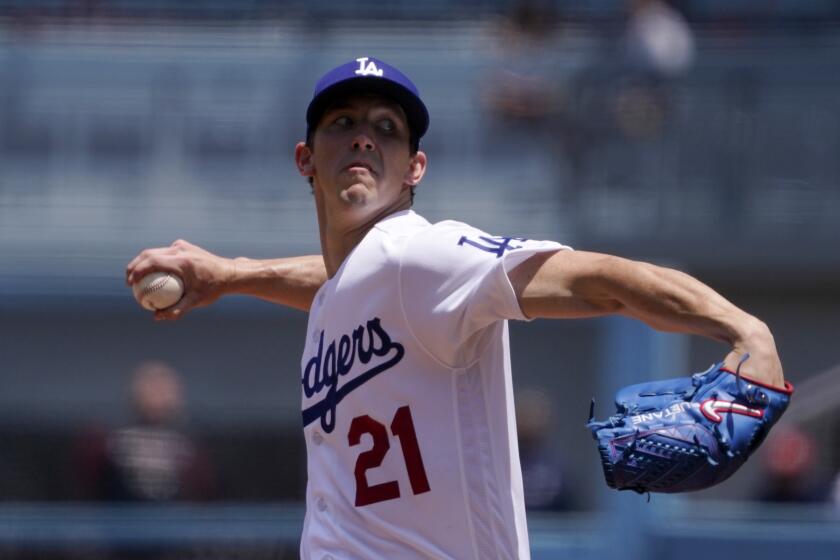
[299,210,569,560]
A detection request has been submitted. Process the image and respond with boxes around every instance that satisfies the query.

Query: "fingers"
[125,241,188,285]
[127,247,168,285]
[128,255,180,286]
[126,250,152,285]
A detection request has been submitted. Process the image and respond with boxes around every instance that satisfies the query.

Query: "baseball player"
[127,57,785,559]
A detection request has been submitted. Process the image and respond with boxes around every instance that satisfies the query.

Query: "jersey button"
[316,497,328,512]
[312,432,323,445]
[322,555,334,560]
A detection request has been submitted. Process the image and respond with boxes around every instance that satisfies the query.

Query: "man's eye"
[378,119,396,133]
[334,116,352,127]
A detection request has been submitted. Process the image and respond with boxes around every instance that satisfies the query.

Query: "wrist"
[727,316,776,370]
[723,316,784,388]
[732,316,771,348]
[221,256,247,294]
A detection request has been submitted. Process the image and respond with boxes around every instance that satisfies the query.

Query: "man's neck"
[319,200,412,277]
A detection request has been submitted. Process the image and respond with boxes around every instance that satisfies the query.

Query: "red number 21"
[348,405,431,507]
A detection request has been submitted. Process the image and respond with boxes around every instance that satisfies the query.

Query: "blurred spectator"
[480,0,598,190]
[755,426,827,503]
[611,0,696,141]
[624,0,695,78]
[516,389,576,511]
[74,361,215,502]
[482,0,564,124]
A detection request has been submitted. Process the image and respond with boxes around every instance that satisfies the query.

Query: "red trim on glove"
[719,368,794,395]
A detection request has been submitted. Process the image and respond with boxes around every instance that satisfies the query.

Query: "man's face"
[296,94,426,223]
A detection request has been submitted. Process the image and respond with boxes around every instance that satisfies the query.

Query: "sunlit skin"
[295,94,427,277]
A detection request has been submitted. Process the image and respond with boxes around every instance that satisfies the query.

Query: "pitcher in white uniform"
[127,56,785,560]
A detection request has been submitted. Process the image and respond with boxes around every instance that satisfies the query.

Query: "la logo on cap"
[355,57,384,77]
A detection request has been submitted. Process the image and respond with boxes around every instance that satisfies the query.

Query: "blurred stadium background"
[1,0,839,558]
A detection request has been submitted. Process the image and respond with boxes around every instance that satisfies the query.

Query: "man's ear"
[404,150,427,187]
[295,142,315,178]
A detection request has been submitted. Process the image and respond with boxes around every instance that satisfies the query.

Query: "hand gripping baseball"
[126,240,235,320]
[586,355,793,494]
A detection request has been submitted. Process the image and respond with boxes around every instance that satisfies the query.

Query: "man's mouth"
[344,161,375,174]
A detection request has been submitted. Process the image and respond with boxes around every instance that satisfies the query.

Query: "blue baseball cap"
[306,57,429,148]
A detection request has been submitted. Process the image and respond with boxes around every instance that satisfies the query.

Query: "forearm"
[513,250,783,386]
[229,255,327,311]
[592,258,760,345]
[598,260,782,384]
[127,240,327,318]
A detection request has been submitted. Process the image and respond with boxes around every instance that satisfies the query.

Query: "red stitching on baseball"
[143,278,168,295]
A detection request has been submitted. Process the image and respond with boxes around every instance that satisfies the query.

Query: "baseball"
[132,272,184,311]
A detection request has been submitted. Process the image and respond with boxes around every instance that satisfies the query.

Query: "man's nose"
[351,133,375,152]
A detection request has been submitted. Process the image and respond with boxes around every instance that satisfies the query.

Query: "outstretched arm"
[126,240,327,319]
[508,250,784,388]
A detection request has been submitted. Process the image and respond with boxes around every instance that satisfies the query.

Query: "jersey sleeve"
[398,221,570,368]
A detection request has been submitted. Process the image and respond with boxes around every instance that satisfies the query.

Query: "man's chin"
[339,183,372,206]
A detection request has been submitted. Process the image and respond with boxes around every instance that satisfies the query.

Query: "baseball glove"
[586,357,793,494]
